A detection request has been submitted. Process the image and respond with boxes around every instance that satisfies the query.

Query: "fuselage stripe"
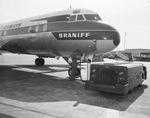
[0,21,116,37]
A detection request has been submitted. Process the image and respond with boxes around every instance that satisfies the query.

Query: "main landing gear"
[35,58,45,66]
[35,55,81,81]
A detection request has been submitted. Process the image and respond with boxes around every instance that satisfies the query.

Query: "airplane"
[0,8,120,79]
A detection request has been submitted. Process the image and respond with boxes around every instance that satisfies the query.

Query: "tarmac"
[0,54,150,118]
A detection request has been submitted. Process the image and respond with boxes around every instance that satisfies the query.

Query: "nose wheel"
[35,58,45,66]
[68,68,81,78]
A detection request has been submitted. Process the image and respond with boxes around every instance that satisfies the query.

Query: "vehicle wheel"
[137,84,142,87]
[128,89,133,94]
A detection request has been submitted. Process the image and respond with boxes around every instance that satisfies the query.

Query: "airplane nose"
[113,31,120,46]
[96,21,120,47]
[92,21,121,54]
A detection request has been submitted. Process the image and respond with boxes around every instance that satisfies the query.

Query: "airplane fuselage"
[0,8,120,61]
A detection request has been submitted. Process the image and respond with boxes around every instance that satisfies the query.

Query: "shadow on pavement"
[0,113,15,118]
[0,65,148,111]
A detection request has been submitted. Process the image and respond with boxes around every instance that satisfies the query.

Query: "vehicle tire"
[128,89,133,94]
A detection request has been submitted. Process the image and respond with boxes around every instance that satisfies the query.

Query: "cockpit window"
[69,15,76,22]
[77,15,84,21]
[69,14,101,22]
[84,14,101,21]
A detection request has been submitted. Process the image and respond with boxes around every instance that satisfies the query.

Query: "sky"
[0,0,150,50]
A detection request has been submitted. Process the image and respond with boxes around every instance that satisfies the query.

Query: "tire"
[40,58,45,66]
[35,58,45,66]
[128,89,133,94]
[35,58,40,66]
[68,68,81,77]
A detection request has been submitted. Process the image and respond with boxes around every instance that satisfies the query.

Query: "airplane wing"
[0,41,11,54]
[0,34,37,54]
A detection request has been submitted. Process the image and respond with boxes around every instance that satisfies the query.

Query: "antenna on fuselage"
[70,5,72,9]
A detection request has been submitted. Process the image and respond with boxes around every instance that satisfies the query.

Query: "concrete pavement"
[0,54,150,118]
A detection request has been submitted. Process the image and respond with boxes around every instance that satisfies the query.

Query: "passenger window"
[70,15,76,22]
[77,15,84,21]
[28,27,34,33]
[43,24,47,31]
[46,15,70,22]
[4,31,6,36]
[35,26,39,32]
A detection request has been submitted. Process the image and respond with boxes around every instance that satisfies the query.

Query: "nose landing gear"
[35,58,45,66]
[68,68,81,78]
